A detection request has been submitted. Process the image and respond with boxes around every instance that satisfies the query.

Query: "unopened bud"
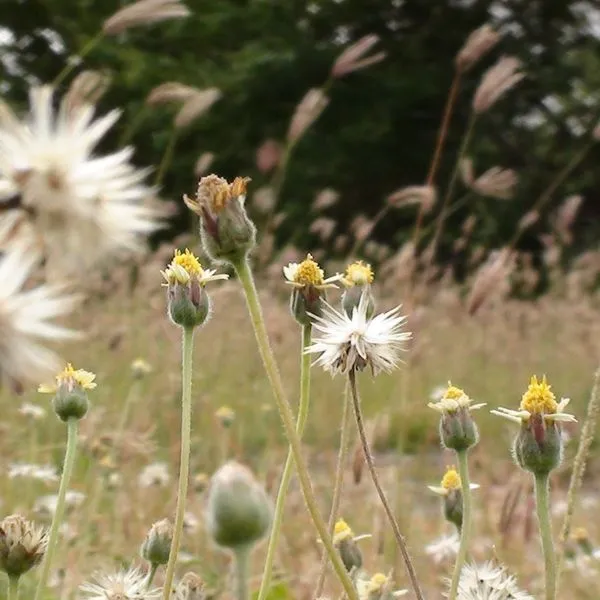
[175,572,207,600]
[513,416,562,476]
[205,461,272,551]
[333,519,363,573]
[140,518,173,566]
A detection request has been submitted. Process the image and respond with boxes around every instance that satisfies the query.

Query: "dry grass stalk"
[466,248,513,315]
[332,34,386,78]
[517,210,539,232]
[455,24,500,73]
[554,195,583,244]
[461,158,518,199]
[146,82,198,105]
[174,88,221,128]
[387,185,437,212]
[287,88,329,144]
[252,187,276,213]
[103,0,190,35]
[64,70,111,113]
[351,214,374,243]
[312,188,339,211]
[309,217,336,241]
[194,152,215,177]
[473,56,524,114]
[256,139,283,173]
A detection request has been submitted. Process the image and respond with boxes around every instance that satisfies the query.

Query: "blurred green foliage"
[2,0,600,261]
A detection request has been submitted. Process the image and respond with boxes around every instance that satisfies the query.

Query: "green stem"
[448,450,473,600]
[234,546,251,600]
[53,31,105,87]
[155,128,179,187]
[161,326,195,600]
[34,418,79,600]
[348,370,424,600]
[233,258,358,600]
[314,382,352,597]
[535,474,556,600]
[257,324,312,600]
[145,563,159,590]
[8,576,19,600]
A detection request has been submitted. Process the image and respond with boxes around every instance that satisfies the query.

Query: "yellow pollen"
[39,363,97,393]
[520,375,557,414]
[343,261,374,286]
[443,382,465,401]
[172,249,203,276]
[369,573,389,589]
[334,518,352,536]
[441,466,461,490]
[294,254,324,286]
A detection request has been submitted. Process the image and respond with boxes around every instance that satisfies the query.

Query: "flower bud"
[184,175,256,264]
[140,518,173,566]
[38,363,96,422]
[333,519,363,573]
[513,415,562,476]
[175,572,207,600]
[341,261,375,318]
[0,514,48,578]
[205,461,272,551]
[215,406,235,429]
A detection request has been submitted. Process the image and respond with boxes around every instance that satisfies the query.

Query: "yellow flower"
[130,358,152,378]
[161,249,228,286]
[283,254,341,289]
[333,518,353,544]
[342,260,374,287]
[428,465,479,496]
[38,363,96,394]
[428,381,486,413]
[215,405,235,427]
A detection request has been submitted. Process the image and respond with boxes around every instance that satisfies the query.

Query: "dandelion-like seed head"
[520,375,557,414]
[456,561,534,600]
[342,261,374,287]
[80,568,160,600]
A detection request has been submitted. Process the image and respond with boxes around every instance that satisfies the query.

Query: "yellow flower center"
[441,466,461,490]
[172,249,203,276]
[39,363,97,393]
[334,518,352,537]
[368,573,389,590]
[294,254,324,286]
[520,375,557,414]
[196,174,250,214]
[572,527,589,542]
[443,382,465,401]
[343,261,374,286]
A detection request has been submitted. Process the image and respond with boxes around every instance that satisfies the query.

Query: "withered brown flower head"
[185,174,250,217]
[0,514,48,577]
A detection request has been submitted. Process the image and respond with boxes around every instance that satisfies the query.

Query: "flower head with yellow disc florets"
[341,260,376,318]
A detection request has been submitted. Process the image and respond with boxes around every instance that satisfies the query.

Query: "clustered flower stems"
[257,323,312,600]
[34,417,79,600]
[347,368,425,600]
[447,449,473,600]
[232,256,359,600]
[313,383,352,598]
[534,474,556,600]
[161,325,195,600]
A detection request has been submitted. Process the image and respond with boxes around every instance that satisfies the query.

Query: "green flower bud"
[443,488,463,531]
[333,519,363,573]
[513,415,562,476]
[205,461,272,551]
[0,515,47,578]
[140,518,173,566]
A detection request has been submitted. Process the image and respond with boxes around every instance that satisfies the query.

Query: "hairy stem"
[233,257,358,600]
[348,370,424,600]
[8,576,19,600]
[257,324,312,600]
[234,546,251,600]
[535,474,556,600]
[162,326,195,600]
[34,418,79,600]
[448,450,473,600]
[145,563,159,590]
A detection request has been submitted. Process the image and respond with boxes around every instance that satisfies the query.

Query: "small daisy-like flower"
[80,568,160,600]
[130,357,152,378]
[0,244,79,391]
[18,402,46,419]
[427,466,480,496]
[138,461,170,488]
[307,293,411,376]
[0,86,164,277]
[215,405,235,428]
[341,260,374,287]
[356,572,408,600]
[341,260,376,317]
[38,363,96,394]
[38,363,95,421]
[428,382,486,414]
[428,466,479,530]
[456,561,533,600]
[0,514,48,577]
[331,518,369,573]
[424,532,460,564]
[34,490,85,515]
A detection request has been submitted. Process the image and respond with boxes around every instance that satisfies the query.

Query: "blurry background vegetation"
[2,0,600,264]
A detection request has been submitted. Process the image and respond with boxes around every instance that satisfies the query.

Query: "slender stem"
[314,382,352,597]
[233,258,358,600]
[535,474,556,600]
[448,450,473,600]
[347,370,424,600]
[257,324,312,600]
[145,563,159,590]
[428,113,477,264]
[155,128,179,187]
[8,576,19,600]
[34,418,79,600]
[234,546,251,600]
[161,326,195,600]
[53,31,105,87]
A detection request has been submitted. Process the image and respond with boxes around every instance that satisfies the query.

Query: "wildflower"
[491,375,576,475]
[307,293,411,376]
[161,248,227,329]
[456,561,533,600]
[184,174,255,264]
[80,567,160,600]
[130,358,152,379]
[356,572,408,600]
[103,0,190,36]
[138,462,170,488]
[38,363,96,421]
[333,518,363,573]
[215,406,235,428]
[283,253,341,324]
[473,56,524,114]
[428,466,480,530]
[428,382,485,451]
[140,518,173,566]
[0,514,48,577]
[455,24,500,73]
[424,532,460,564]
[174,572,206,600]
[0,244,79,390]
[205,461,272,551]
[34,491,86,516]
[18,402,46,419]
[8,463,58,483]
[0,87,164,277]
[341,260,375,318]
